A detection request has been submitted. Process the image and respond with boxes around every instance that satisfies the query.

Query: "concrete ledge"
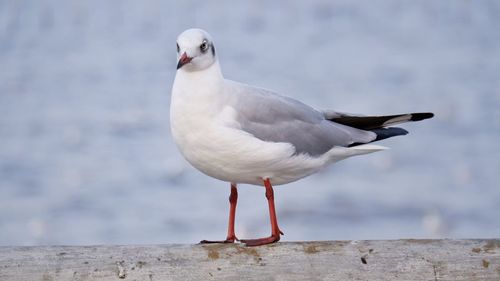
[1,239,499,280]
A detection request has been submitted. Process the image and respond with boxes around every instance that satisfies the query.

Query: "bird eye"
[200,40,209,53]
[176,43,180,53]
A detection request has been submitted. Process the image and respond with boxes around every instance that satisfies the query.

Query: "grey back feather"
[225,81,376,156]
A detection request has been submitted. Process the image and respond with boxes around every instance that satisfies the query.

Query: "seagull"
[170,28,433,246]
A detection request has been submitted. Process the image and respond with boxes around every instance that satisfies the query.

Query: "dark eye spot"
[176,43,180,53]
[200,40,209,53]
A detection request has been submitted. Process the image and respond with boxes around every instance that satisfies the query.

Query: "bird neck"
[172,60,226,109]
[176,60,224,86]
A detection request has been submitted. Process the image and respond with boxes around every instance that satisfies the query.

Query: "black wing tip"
[348,127,408,147]
[373,127,409,137]
[410,112,434,121]
[371,127,408,141]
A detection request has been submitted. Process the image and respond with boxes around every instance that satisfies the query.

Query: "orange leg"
[241,178,283,246]
[200,183,239,243]
[225,183,238,241]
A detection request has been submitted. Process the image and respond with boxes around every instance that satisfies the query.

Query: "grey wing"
[227,82,376,156]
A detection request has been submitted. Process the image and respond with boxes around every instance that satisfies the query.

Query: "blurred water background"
[1,0,499,245]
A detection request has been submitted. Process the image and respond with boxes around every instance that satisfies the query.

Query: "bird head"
[176,28,217,72]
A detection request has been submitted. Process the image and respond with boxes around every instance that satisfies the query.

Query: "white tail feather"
[327,144,388,163]
[350,144,388,152]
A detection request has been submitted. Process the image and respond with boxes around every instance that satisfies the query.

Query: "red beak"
[177,52,192,69]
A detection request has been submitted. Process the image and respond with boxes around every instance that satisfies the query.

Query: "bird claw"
[241,234,280,246]
[199,236,239,244]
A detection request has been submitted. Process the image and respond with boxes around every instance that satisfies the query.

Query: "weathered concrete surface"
[1,240,499,281]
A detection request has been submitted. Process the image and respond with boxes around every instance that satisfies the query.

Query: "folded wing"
[227,82,377,156]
